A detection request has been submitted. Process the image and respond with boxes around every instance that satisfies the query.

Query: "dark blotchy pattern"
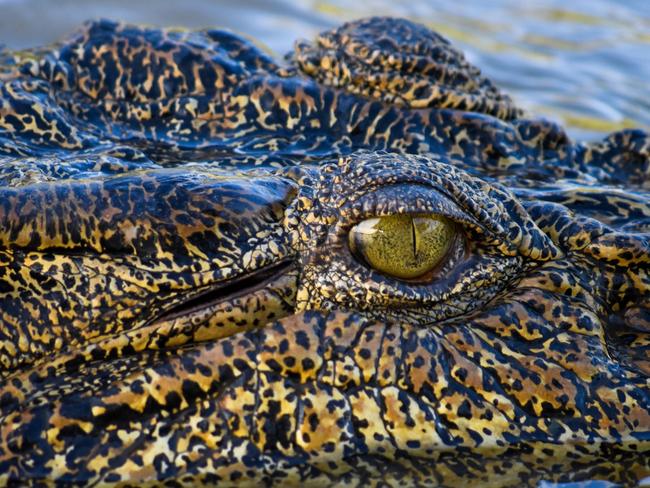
[0,16,648,487]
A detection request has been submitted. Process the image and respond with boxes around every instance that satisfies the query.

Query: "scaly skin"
[0,17,648,487]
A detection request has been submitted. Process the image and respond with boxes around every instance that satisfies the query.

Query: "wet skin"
[0,17,648,487]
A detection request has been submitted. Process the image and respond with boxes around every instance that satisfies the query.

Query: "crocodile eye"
[349,214,456,280]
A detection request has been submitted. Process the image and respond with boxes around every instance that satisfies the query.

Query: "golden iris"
[349,214,455,279]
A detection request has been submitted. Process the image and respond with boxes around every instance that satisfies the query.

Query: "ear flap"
[291,17,523,120]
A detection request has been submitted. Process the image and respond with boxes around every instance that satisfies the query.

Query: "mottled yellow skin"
[0,16,648,488]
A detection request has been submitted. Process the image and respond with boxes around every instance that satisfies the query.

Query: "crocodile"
[0,16,648,487]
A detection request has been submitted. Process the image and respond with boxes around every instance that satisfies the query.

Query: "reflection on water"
[0,0,648,139]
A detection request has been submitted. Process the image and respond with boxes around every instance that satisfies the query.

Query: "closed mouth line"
[153,259,295,324]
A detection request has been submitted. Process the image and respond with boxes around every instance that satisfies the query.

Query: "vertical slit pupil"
[411,217,417,259]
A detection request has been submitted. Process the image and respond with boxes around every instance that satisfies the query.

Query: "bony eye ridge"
[349,214,456,280]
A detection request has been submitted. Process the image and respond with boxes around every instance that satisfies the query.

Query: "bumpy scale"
[0,17,648,487]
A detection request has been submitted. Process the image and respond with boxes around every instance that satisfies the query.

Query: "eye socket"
[349,214,456,280]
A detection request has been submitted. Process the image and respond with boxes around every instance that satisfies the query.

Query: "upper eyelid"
[331,183,489,235]
[321,155,524,240]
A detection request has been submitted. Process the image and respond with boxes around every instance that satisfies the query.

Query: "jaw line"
[151,259,298,326]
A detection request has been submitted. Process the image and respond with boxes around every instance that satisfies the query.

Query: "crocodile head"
[0,17,648,487]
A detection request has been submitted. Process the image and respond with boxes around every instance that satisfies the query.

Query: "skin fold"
[0,16,648,487]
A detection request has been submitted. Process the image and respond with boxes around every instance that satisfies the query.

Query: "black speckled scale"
[0,16,648,488]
